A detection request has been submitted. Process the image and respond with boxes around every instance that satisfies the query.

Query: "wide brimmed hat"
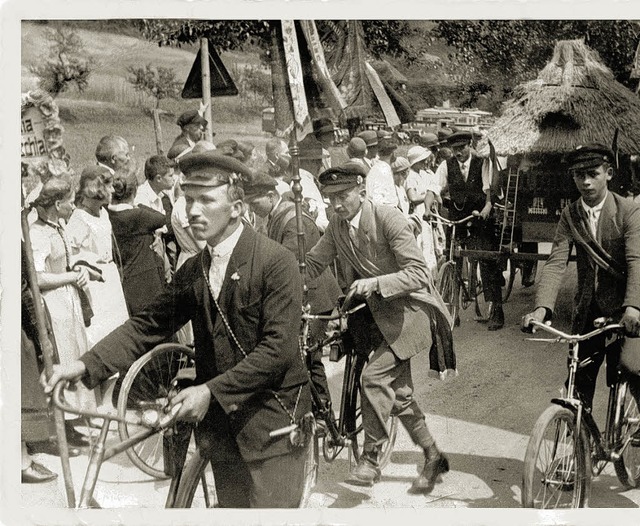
[407,145,432,167]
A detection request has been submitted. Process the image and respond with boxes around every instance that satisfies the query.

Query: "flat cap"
[179,152,253,188]
[318,162,368,194]
[244,171,278,199]
[419,132,439,149]
[313,117,336,137]
[446,130,473,148]
[346,137,367,158]
[566,143,615,171]
[437,128,453,142]
[177,109,208,128]
[357,130,378,147]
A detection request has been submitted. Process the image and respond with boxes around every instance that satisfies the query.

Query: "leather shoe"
[409,450,450,494]
[347,455,381,486]
[65,425,91,447]
[487,305,504,331]
[22,461,58,483]
[27,440,82,458]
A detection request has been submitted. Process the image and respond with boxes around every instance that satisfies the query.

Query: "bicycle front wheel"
[116,343,195,479]
[522,405,590,509]
[613,381,640,488]
[469,259,492,322]
[436,260,460,325]
[170,448,218,508]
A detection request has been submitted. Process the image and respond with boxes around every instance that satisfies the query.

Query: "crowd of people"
[21,108,640,508]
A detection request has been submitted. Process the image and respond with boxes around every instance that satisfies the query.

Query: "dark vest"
[447,156,486,217]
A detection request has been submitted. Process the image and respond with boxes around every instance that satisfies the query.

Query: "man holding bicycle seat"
[523,143,640,413]
[305,161,455,493]
[43,153,312,508]
[425,130,505,331]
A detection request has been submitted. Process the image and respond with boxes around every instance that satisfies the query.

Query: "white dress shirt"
[134,180,171,214]
[581,192,607,238]
[207,223,244,300]
[366,161,399,207]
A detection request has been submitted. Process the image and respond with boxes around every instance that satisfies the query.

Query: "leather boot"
[347,449,381,487]
[487,304,504,331]
[408,444,449,494]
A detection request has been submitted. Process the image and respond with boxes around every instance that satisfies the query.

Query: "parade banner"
[21,105,49,161]
[281,20,312,138]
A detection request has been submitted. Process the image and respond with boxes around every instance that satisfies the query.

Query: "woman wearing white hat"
[405,146,445,273]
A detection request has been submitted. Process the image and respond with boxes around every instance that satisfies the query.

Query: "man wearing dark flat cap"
[244,171,341,418]
[524,143,640,413]
[305,162,455,494]
[43,153,312,508]
[167,109,212,161]
[427,130,505,330]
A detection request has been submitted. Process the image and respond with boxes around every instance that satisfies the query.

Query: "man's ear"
[606,167,614,181]
[230,199,243,219]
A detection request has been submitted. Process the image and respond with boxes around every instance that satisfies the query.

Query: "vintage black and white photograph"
[7,2,640,523]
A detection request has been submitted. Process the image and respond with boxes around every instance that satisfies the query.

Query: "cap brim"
[569,159,607,171]
[320,183,358,194]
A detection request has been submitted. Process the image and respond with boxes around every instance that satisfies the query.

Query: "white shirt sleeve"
[434,160,449,195]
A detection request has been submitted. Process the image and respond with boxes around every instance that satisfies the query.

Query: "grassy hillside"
[21,21,268,177]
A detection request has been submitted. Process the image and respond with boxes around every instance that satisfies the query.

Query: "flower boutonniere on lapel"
[231,271,241,282]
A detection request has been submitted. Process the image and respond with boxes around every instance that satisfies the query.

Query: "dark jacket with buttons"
[80,226,310,462]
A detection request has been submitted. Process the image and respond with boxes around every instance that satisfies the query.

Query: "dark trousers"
[211,447,307,508]
[308,317,332,407]
[463,221,503,305]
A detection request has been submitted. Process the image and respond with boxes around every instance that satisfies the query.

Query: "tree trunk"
[152,108,164,155]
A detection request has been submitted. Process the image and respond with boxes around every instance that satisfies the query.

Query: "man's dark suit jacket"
[536,192,640,333]
[79,226,310,463]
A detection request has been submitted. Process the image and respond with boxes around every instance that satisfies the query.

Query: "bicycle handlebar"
[526,319,623,344]
[52,380,182,430]
[429,213,477,227]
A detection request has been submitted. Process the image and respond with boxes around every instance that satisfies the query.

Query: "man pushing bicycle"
[523,144,640,414]
[305,161,455,494]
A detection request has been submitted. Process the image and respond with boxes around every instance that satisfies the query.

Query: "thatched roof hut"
[483,39,640,156]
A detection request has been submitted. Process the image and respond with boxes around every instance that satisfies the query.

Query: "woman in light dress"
[29,175,98,440]
[405,146,445,274]
[66,166,129,349]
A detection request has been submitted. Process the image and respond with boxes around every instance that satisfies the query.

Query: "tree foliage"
[435,20,640,108]
[29,27,94,97]
[126,64,182,109]
[136,19,414,59]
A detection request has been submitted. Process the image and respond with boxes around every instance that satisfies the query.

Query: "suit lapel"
[216,226,254,314]
[358,199,375,252]
[596,192,615,245]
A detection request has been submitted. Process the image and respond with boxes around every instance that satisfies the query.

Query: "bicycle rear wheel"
[522,405,590,509]
[613,381,640,488]
[116,343,195,479]
[344,355,398,470]
[468,259,492,322]
[436,261,460,326]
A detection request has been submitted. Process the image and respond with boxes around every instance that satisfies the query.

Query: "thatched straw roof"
[482,39,640,156]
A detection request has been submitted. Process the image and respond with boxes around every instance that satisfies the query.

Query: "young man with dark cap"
[167,109,211,160]
[523,143,640,412]
[305,162,455,494]
[356,130,379,170]
[243,171,341,419]
[426,130,505,330]
[43,153,312,508]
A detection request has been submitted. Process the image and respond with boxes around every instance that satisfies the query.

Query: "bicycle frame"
[51,380,181,509]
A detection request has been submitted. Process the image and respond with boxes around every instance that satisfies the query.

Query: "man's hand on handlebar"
[521,307,549,333]
[621,306,640,337]
[347,278,379,300]
[473,203,493,221]
[168,384,211,423]
[40,361,87,394]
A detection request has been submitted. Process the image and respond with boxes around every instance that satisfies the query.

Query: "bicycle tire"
[469,259,492,322]
[344,356,398,470]
[116,343,195,479]
[170,448,218,508]
[502,258,517,303]
[436,261,460,325]
[522,405,590,509]
[613,381,640,488]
